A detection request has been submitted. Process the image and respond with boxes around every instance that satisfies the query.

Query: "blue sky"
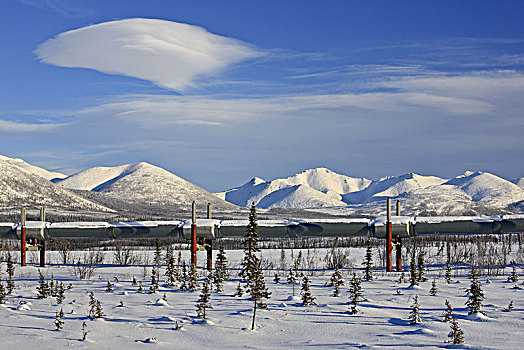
[1,0,524,191]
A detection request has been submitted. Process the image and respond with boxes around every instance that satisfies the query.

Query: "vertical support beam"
[207,203,212,219]
[386,197,392,272]
[40,207,46,267]
[396,200,400,216]
[395,235,402,272]
[191,201,197,267]
[206,239,213,271]
[21,207,26,267]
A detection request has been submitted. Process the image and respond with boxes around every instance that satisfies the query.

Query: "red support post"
[191,223,197,266]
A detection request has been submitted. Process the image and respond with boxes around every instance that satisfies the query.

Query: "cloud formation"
[0,119,64,133]
[35,18,260,91]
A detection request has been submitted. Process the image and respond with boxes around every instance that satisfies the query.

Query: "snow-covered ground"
[1,247,522,349]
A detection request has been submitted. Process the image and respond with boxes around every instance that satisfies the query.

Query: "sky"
[1,0,524,192]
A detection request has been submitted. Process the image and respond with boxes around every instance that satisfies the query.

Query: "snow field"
[0,247,522,349]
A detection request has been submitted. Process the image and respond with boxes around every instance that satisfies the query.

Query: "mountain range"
[1,154,523,218]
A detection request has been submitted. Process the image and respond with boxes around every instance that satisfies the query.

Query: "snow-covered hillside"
[57,162,237,210]
[217,169,524,215]
[513,177,524,189]
[217,168,371,209]
[0,160,111,211]
[0,155,66,181]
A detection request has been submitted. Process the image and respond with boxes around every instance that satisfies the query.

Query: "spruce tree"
[287,268,297,296]
[448,317,464,344]
[132,276,138,286]
[397,271,405,284]
[0,277,5,304]
[465,267,484,315]
[88,291,96,318]
[6,251,15,294]
[348,274,363,315]
[301,276,316,306]
[249,260,271,330]
[81,322,89,341]
[196,274,212,320]
[443,299,454,322]
[49,274,55,297]
[106,280,114,292]
[215,243,229,281]
[180,262,189,292]
[273,273,280,284]
[429,279,438,296]
[408,295,422,325]
[212,270,223,292]
[138,281,143,292]
[239,203,261,290]
[234,281,244,297]
[445,263,453,284]
[362,240,373,281]
[55,311,64,330]
[505,300,514,312]
[164,246,178,287]
[56,282,65,304]
[331,269,345,297]
[188,263,200,291]
[508,264,518,282]
[417,250,426,282]
[37,269,50,298]
[94,300,104,319]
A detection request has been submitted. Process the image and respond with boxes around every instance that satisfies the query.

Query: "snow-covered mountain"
[216,168,524,215]
[0,159,111,211]
[216,168,371,209]
[514,177,524,189]
[56,162,237,210]
[0,155,66,181]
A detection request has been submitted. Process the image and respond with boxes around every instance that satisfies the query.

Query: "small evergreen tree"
[196,275,212,320]
[287,268,297,296]
[443,299,454,322]
[212,270,223,292]
[448,316,464,344]
[138,281,143,292]
[508,264,518,282]
[164,246,178,287]
[429,279,438,296]
[6,251,15,294]
[234,281,244,297]
[93,300,104,319]
[331,269,345,297]
[150,265,159,293]
[301,276,316,306]
[408,295,422,325]
[445,263,453,284]
[409,250,418,287]
[0,277,5,304]
[49,274,55,297]
[81,322,89,341]
[273,273,280,284]
[239,203,261,289]
[37,269,50,299]
[132,276,138,286]
[153,239,162,271]
[363,240,373,281]
[88,291,96,318]
[465,267,484,315]
[417,250,426,282]
[55,311,64,330]
[249,260,271,330]
[188,264,200,291]
[215,243,229,281]
[397,271,405,284]
[505,300,514,312]
[106,280,114,292]
[348,274,363,315]
[56,282,65,304]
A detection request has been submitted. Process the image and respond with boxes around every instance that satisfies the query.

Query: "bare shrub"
[70,249,104,280]
[113,242,138,266]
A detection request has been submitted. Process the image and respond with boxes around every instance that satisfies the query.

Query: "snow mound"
[16,303,31,311]
[464,312,491,321]
[155,299,169,306]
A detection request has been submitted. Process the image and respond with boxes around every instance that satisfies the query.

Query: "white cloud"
[35,18,261,91]
[0,119,65,133]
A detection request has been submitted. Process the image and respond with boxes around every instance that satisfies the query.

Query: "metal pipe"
[396,200,400,216]
[207,239,213,271]
[207,203,212,219]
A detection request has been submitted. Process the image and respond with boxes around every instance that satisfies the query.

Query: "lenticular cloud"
[35,18,259,91]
